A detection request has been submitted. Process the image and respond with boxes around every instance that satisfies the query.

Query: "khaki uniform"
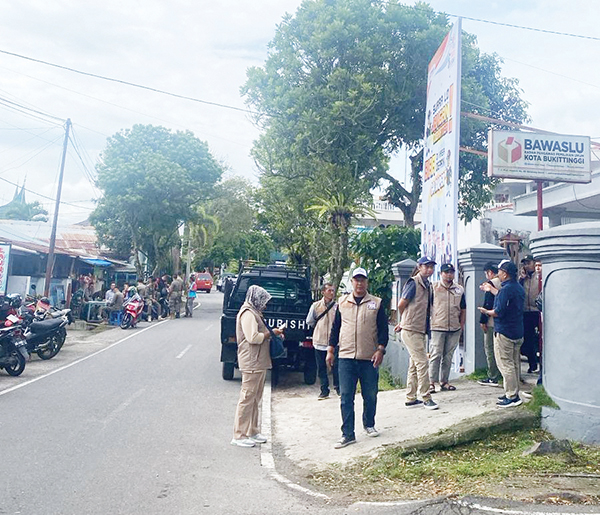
[400,274,432,402]
[168,277,183,316]
[429,281,464,385]
[337,293,382,360]
[233,303,271,440]
[483,277,502,381]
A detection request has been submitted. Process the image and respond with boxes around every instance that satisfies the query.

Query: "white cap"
[352,267,368,279]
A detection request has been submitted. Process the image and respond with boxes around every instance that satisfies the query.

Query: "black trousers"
[522,311,540,371]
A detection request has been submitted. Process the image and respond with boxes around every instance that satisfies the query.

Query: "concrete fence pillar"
[458,243,508,375]
[530,222,600,444]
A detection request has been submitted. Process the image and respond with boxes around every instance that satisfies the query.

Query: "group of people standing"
[101,273,202,321]
[230,254,541,450]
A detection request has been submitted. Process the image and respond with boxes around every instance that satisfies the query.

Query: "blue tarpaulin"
[80,258,113,267]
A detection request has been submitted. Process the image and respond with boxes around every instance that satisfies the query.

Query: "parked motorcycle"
[18,306,70,360]
[121,297,144,329]
[0,315,29,376]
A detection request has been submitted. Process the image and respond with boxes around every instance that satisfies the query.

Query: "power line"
[0,48,261,117]
[0,175,94,211]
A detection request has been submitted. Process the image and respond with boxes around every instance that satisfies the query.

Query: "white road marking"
[205,324,213,331]
[0,320,169,398]
[260,378,330,500]
[455,500,600,515]
[176,344,193,359]
[103,388,146,427]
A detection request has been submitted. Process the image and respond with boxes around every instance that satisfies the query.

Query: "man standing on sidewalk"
[428,263,465,393]
[478,260,525,408]
[519,255,541,373]
[327,268,388,449]
[394,257,439,411]
[306,282,339,400]
[478,262,502,387]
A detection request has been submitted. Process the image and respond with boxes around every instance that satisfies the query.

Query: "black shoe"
[335,387,340,396]
[478,378,500,387]
[497,396,522,408]
[405,399,423,408]
[318,392,330,400]
[334,435,356,449]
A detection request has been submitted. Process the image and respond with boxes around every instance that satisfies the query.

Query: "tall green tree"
[351,225,420,311]
[90,124,223,276]
[243,0,529,245]
[197,177,274,270]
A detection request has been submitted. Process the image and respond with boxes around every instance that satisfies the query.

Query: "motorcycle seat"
[29,318,64,333]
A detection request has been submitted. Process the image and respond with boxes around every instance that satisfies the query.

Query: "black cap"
[499,260,518,277]
[483,261,498,274]
[520,254,534,263]
[440,263,455,273]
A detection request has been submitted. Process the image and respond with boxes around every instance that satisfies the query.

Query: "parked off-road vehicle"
[220,262,315,387]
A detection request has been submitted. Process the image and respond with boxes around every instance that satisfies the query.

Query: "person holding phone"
[231,285,284,448]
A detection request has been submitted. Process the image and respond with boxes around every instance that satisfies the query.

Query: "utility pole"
[44,118,71,297]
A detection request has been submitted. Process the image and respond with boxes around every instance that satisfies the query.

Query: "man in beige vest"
[232,285,284,448]
[428,263,465,393]
[394,256,439,410]
[478,262,502,386]
[306,282,338,400]
[327,268,388,449]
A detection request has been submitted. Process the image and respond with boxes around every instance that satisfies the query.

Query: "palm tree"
[308,189,375,292]
[185,205,220,276]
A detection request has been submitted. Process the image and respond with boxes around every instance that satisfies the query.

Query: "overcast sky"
[1,0,599,224]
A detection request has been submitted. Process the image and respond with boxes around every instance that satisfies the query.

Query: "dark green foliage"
[351,225,420,311]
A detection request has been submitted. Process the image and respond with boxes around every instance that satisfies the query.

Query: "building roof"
[513,161,600,221]
[0,219,130,268]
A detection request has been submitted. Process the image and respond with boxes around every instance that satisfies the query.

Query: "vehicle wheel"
[5,352,26,376]
[303,365,317,385]
[222,362,234,380]
[37,335,60,360]
[120,313,132,329]
[271,364,279,388]
[206,290,210,294]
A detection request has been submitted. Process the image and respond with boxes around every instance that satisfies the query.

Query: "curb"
[261,384,599,513]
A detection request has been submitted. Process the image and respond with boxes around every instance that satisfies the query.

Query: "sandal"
[440,383,456,391]
[428,383,436,394]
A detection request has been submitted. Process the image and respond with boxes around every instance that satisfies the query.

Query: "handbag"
[269,333,286,360]
[262,317,286,359]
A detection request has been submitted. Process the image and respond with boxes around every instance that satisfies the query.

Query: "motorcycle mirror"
[30,284,36,291]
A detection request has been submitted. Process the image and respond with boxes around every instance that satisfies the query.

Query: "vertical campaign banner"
[0,244,11,295]
[421,20,462,278]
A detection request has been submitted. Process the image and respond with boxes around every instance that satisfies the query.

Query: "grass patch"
[378,366,404,391]
[524,385,560,416]
[311,429,600,501]
[356,366,403,393]
[465,368,489,381]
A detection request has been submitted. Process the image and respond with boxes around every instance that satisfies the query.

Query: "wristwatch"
[377,345,386,355]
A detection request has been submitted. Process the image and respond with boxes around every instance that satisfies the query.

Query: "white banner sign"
[488,129,591,183]
[0,244,11,295]
[421,21,462,276]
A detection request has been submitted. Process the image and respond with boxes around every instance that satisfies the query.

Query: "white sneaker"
[520,391,533,400]
[365,427,379,437]
[250,433,267,444]
[230,438,256,448]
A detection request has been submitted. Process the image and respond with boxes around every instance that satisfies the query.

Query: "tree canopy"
[90,124,223,275]
[243,0,530,284]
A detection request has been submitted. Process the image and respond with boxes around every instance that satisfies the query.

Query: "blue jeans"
[315,349,339,395]
[338,358,379,439]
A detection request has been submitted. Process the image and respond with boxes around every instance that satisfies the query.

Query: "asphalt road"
[0,293,595,515]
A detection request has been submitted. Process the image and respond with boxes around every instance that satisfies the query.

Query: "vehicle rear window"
[197,274,212,280]
[230,276,311,313]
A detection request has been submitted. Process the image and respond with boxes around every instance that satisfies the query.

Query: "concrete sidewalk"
[272,372,539,472]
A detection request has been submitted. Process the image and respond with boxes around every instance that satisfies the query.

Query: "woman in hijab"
[231,285,284,448]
